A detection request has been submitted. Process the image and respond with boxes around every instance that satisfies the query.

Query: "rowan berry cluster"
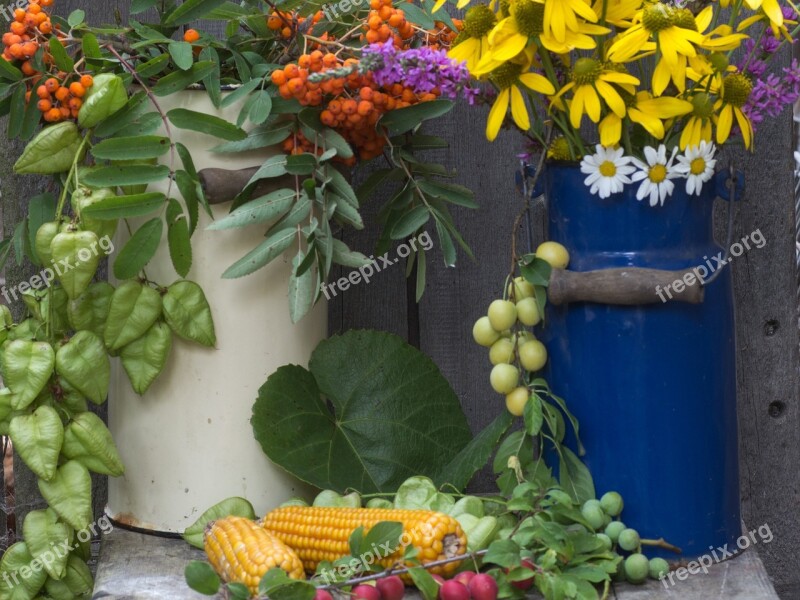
[271,50,438,160]
[1,0,98,123]
[266,10,324,40]
[362,0,414,46]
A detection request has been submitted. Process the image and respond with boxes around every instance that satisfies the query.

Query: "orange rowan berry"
[370,0,381,8]
[368,15,382,30]
[45,107,60,121]
[37,98,51,112]
[267,14,282,30]
[357,100,373,116]
[322,53,338,67]
[44,77,58,92]
[310,50,323,63]
[298,54,310,68]
[70,108,79,118]
[59,106,70,118]
[68,97,82,110]
[28,4,41,14]
[342,99,357,115]
[183,29,200,43]
[287,77,304,95]
[80,74,93,88]
[320,110,335,126]
[21,42,37,57]
[69,82,85,97]
[35,85,48,99]
[388,13,404,27]
[41,0,54,5]
[13,8,24,21]
[281,26,292,38]
[365,29,380,43]
[20,60,35,75]
[379,6,392,19]
[271,70,287,85]
[38,21,51,34]
[10,22,26,36]
[278,83,290,98]
[54,86,69,101]
[24,90,30,102]
[284,64,300,79]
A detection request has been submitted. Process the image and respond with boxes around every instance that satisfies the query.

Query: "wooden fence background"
[0,1,798,597]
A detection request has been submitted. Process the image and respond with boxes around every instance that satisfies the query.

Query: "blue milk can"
[540,162,741,560]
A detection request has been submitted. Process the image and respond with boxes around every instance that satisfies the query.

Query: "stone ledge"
[92,528,780,599]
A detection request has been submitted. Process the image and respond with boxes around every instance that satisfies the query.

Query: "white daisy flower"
[631,145,679,207]
[674,141,717,196]
[580,145,636,199]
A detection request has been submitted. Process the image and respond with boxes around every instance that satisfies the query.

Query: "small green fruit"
[600,491,624,517]
[487,300,517,331]
[490,364,519,394]
[515,297,541,326]
[596,533,612,551]
[508,277,534,300]
[604,521,626,544]
[624,554,650,584]
[535,241,570,269]
[618,528,640,552]
[581,503,605,531]
[473,316,501,347]
[505,387,530,417]
[489,337,515,365]
[649,557,670,580]
[519,340,548,372]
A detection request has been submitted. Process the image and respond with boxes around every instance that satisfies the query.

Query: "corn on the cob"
[261,506,467,577]
[204,516,305,595]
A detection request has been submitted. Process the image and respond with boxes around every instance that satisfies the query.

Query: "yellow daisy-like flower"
[598,91,693,146]
[553,58,639,129]
[448,5,497,72]
[714,73,754,149]
[485,60,556,141]
[742,0,785,28]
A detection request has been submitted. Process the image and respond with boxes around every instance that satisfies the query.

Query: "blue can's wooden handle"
[548,267,705,305]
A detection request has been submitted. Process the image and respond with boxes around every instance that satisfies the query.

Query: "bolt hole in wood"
[768,401,786,418]
[764,319,780,336]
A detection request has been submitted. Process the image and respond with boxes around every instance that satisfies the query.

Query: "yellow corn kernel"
[204,516,305,596]
[261,507,467,577]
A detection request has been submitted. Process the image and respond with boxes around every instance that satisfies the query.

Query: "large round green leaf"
[22,508,72,579]
[2,340,55,410]
[161,280,215,347]
[119,322,172,395]
[61,411,124,476]
[103,281,162,351]
[9,406,64,481]
[37,460,92,531]
[0,541,47,599]
[55,331,110,405]
[251,330,474,493]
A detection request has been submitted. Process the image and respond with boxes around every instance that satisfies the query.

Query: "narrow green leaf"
[418,179,478,208]
[207,189,295,231]
[135,53,171,79]
[379,100,454,135]
[212,121,293,153]
[169,41,194,71]
[288,250,315,323]
[0,58,22,82]
[81,192,165,220]
[48,37,74,72]
[83,165,171,188]
[91,135,171,161]
[152,61,216,96]
[167,108,247,141]
[113,218,164,279]
[167,202,192,277]
[243,90,272,125]
[220,79,261,109]
[391,205,430,239]
[223,228,294,279]
[165,0,229,25]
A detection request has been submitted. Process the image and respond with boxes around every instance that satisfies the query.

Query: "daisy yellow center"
[547,137,572,160]
[489,62,524,90]
[571,58,602,85]
[642,4,673,32]
[671,8,698,31]
[464,5,497,38]
[722,73,753,107]
[690,157,706,175]
[691,92,715,118]
[648,164,667,183]
[599,160,617,177]
[513,0,545,36]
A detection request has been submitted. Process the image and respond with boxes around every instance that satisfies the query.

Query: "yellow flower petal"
[486,88,510,142]
[652,58,671,96]
[510,85,530,130]
[761,0,784,27]
[716,105,733,144]
[599,113,622,146]
[734,106,753,149]
[432,0,448,12]
[594,80,625,117]
[695,6,713,32]
[600,71,640,86]
[638,97,693,118]
[570,85,588,128]
[519,72,556,94]
[628,108,665,138]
